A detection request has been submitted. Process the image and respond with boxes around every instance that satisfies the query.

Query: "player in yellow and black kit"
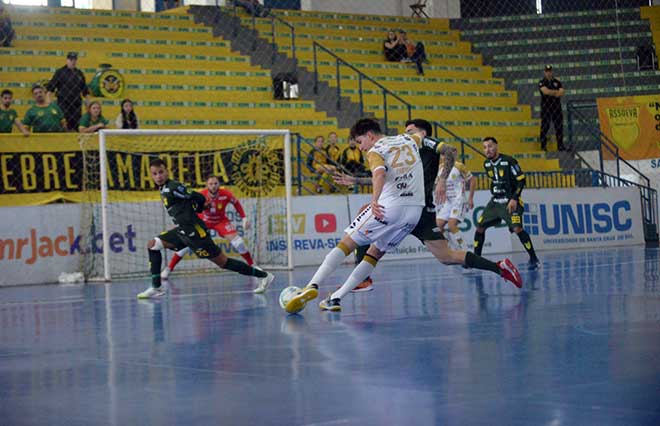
[137,158,274,299]
[474,137,540,270]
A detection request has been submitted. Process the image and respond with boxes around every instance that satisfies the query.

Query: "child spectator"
[340,137,366,176]
[79,101,109,133]
[115,98,139,129]
[324,132,341,166]
[306,135,336,193]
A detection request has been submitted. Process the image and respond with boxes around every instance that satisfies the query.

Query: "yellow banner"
[597,94,660,160]
[0,133,287,207]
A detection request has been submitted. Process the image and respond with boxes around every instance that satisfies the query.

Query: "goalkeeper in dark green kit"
[137,158,273,299]
[474,137,540,270]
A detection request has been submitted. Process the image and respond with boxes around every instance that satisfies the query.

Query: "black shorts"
[477,199,524,231]
[411,208,445,243]
[158,224,221,259]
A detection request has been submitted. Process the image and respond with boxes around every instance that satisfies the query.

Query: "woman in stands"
[79,101,109,133]
[383,30,407,62]
[115,98,139,129]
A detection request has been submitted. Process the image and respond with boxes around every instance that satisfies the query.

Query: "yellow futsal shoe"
[285,284,318,314]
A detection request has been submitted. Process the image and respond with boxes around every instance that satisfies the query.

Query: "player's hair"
[439,144,457,179]
[31,84,44,93]
[149,158,167,168]
[405,118,433,137]
[206,174,220,182]
[350,118,382,140]
[1,89,12,97]
[482,136,498,144]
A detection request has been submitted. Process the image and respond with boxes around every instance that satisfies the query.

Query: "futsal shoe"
[285,284,318,313]
[528,258,541,271]
[319,295,341,311]
[137,284,167,299]
[253,272,275,294]
[497,259,523,288]
[160,267,171,280]
[351,277,374,293]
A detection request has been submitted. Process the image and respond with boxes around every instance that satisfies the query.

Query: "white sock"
[450,230,467,251]
[309,247,347,287]
[175,246,191,257]
[331,260,375,300]
[230,236,248,254]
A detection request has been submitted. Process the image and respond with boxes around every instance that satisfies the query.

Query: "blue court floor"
[1,246,659,426]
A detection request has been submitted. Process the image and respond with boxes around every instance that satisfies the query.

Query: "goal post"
[91,129,294,281]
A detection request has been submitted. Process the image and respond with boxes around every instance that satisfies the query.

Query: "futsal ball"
[279,286,303,314]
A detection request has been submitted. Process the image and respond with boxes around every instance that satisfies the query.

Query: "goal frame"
[98,129,295,281]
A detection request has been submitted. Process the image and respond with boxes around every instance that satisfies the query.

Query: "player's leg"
[446,219,467,251]
[200,242,275,293]
[138,229,181,299]
[539,113,550,151]
[424,239,522,288]
[474,201,501,256]
[215,222,254,266]
[162,246,192,279]
[351,203,374,293]
[554,111,565,151]
[319,205,423,311]
[507,203,540,269]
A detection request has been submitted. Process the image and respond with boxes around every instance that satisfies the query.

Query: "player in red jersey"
[162,176,259,284]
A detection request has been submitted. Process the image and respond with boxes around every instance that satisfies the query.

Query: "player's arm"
[460,164,476,209]
[366,150,386,219]
[508,159,525,212]
[14,118,29,136]
[555,80,564,97]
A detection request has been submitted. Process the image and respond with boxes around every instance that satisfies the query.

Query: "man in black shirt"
[474,137,540,269]
[137,158,273,299]
[539,65,565,151]
[46,52,90,132]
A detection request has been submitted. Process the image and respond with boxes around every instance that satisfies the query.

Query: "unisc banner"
[597,94,660,160]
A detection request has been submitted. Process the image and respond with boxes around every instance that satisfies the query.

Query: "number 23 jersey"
[366,133,425,207]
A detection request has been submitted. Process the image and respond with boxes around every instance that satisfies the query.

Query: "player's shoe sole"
[253,272,275,294]
[319,295,341,311]
[351,278,374,293]
[498,259,523,288]
[285,285,318,313]
[137,285,167,299]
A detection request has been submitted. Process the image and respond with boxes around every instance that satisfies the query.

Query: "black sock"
[224,258,268,277]
[474,231,485,256]
[517,230,538,261]
[148,249,162,288]
[464,251,500,274]
[355,245,368,264]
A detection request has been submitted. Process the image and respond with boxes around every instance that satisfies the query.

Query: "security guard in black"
[46,52,90,131]
[539,65,565,151]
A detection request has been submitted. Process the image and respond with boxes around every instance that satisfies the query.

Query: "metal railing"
[431,120,486,164]
[231,4,296,65]
[312,41,411,133]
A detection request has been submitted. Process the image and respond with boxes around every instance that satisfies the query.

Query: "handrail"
[430,121,486,164]
[230,5,295,65]
[312,41,411,132]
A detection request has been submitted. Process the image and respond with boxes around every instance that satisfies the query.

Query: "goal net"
[80,129,294,281]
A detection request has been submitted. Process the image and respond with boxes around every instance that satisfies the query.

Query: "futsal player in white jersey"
[285,118,426,313]
[435,144,475,251]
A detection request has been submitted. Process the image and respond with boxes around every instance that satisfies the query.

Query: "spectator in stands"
[306,135,336,193]
[324,132,341,167]
[0,2,16,47]
[340,136,366,176]
[79,101,109,133]
[235,0,270,18]
[539,65,566,151]
[0,89,29,136]
[46,52,90,132]
[398,30,427,76]
[383,30,407,62]
[115,98,139,129]
[22,85,66,133]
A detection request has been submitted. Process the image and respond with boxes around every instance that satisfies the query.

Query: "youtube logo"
[314,213,337,233]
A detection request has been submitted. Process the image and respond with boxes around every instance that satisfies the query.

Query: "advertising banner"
[597,94,660,160]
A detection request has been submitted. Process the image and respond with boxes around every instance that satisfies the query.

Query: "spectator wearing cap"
[538,65,566,151]
[46,52,90,132]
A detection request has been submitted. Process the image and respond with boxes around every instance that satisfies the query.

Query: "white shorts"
[436,199,467,222]
[344,204,423,252]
